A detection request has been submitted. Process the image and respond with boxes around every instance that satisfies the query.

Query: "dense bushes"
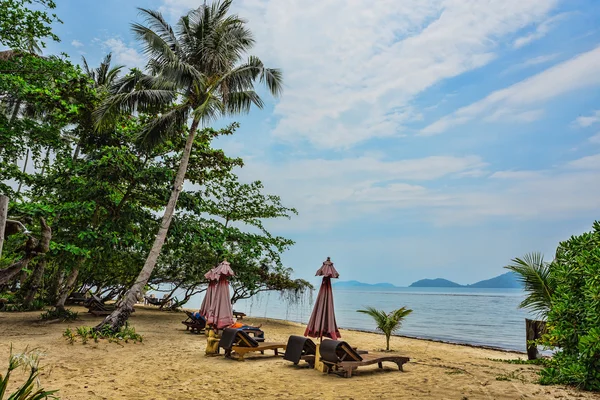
[540,221,600,391]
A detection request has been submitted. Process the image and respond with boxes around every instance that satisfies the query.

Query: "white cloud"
[589,132,600,144]
[422,46,600,135]
[71,40,84,48]
[102,38,145,69]
[231,150,600,231]
[513,13,568,48]
[566,153,600,170]
[574,110,600,127]
[502,53,560,75]
[161,0,559,149]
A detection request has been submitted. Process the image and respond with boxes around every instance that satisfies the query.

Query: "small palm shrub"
[357,306,413,351]
[504,252,553,318]
[0,346,59,399]
[64,323,143,345]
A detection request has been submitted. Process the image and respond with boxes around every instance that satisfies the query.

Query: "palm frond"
[505,252,553,318]
[192,93,224,125]
[137,104,190,150]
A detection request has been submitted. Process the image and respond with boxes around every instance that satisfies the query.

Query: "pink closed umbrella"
[199,268,217,318]
[304,257,341,340]
[206,260,235,329]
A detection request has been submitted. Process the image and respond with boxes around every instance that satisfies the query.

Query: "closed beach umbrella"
[305,257,341,340]
[206,260,235,329]
[199,268,217,318]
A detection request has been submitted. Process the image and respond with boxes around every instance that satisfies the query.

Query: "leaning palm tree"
[504,252,553,319]
[93,0,282,331]
[357,307,413,351]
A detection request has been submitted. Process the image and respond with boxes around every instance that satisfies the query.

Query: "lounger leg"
[274,349,278,356]
[378,362,383,369]
[345,367,352,378]
[395,362,404,372]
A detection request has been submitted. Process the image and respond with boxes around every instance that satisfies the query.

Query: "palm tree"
[504,252,553,319]
[93,0,282,331]
[357,306,413,351]
[82,53,124,90]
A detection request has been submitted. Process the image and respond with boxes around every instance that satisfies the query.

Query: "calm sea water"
[169,286,534,352]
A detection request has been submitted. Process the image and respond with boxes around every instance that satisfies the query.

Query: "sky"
[41,0,600,286]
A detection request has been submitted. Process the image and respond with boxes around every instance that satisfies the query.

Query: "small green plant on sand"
[40,309,78,322]
[357,306,413,351]
[0,346,59,399]
[64,323,143,345]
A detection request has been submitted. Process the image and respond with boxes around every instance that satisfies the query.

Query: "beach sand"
[1,307,598,400]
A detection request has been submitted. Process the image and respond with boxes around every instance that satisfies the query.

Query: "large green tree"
[94,0,283,331]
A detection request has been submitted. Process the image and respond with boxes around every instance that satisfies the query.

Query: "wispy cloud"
[422,45,600,135]
[71,40,84,48]
[513,13,569,48]
[161,0,560,149]
[102,37,145,69]
[589,132,600,144]
[502,53,560,75]
[574,110,600,127]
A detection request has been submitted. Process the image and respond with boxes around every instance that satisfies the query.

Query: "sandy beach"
[0,306,597,400]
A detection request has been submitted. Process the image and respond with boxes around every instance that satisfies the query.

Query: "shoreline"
[243,314,527,354]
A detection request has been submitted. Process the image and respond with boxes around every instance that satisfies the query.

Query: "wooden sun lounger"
[319,339,410,378]
[283,335,317,368]
[182,311,206,333]
[218,328,286,361]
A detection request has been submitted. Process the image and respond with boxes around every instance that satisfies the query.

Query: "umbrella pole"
[314,336,327,373]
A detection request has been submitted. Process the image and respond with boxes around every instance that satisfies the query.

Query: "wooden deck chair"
[283,336,317,367]
[218,328,286,361]
[319,339,410,378]
[181,311,206,333]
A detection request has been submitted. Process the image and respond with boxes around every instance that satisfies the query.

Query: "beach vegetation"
[0,346,59,400]
[0,0,310,332]
[63,322,142,345]
[504,252,553,318]
[357,306,413,351]
[538,221,600,391]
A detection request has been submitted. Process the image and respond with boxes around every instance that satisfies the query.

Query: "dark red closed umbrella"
[304,257,341,340]
[199,268,217,318]
[206,260,235,329]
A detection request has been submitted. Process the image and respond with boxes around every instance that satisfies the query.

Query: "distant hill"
[409,272,524,289]
[334,280,398,289]
[409,278,462,288]
[467,272,522,289]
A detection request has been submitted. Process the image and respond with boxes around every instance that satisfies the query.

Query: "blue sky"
[43,0,600,286]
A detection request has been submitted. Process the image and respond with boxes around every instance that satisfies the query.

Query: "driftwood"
[526,319,547,360]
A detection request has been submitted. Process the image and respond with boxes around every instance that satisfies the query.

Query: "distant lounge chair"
[232,310,246,319]
[218,328,286,361]
[65,292,87,305]
[319,339,409,378]
[182,311,206,333]
[84,295,134,316]
[283,336,317,367]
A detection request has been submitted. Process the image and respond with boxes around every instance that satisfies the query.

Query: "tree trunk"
[95,119,201,332]
[0,195,8,258]
[55,263,81,312]
[21,258,47,308]
[0,217,51,286]
[526,318,547,360]
[386,334,390,351]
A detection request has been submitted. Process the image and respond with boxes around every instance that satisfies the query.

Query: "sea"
[167,286,537,353]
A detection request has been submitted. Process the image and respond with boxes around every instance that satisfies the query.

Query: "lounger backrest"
[319,340,363,363]
[283,336,317,364]
[235,329,259,347]
[218,328,241,349]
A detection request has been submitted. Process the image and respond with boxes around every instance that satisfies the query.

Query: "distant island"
[334,272,523,289]
[333,280,399,289]
[410,272,523,289]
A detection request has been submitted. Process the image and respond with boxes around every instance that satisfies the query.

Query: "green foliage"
[39,308,78,322]
[540,221,600,391]
[64,323,143,345]
[357,306,413,351]
[0,346,59,399]
[0,0,61,51]
[488,358,549,366]
[504,252,553,318]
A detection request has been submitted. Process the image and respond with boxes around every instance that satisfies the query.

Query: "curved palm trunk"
[95,118,201,332]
